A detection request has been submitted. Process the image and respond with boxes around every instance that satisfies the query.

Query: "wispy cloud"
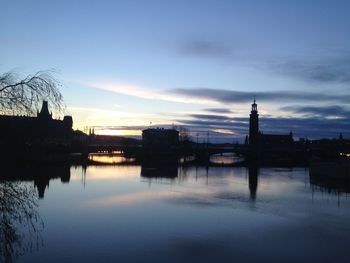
[281,105,350,118]
[176,113,350,139]
[169,87,350,104]
[85,81,218,105]
[270,55,350,83]
[78,76,350,107]
[189,114,234,121]
[212,129,236,135]
[179,39,233,59]
[178,38,350,84]
[204,108,232,114]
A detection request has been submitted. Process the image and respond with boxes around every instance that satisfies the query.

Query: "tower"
[37,101,52,120]
[249,99,259,146]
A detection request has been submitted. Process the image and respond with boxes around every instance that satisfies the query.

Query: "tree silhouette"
[0,70,64,116]
[0,181,43,263]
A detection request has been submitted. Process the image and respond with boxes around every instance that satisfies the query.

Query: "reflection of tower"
[34,177,50,199]
[248,166,258,200]
[33,165,71,199]
[249,99,259,147]
[60,165,71,183]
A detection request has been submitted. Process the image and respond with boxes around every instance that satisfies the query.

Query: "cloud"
[178,113,247,131]
[271,55,350,83]
[212,129,235,135]
[258,117,350,133]
[176,113,350,140]
[178,38,350,84]
[176,114,249,141]
[281,105,350,118]
[178,119,246,131]
[189,114,233,121]
[84,81,218,105]
[69,84,350,141]
[179,40,232,58]
[259,117,350,138]
[66,106,154,129]
[81,78,350,107]
[204,108,232,114]
[169,87,350,104]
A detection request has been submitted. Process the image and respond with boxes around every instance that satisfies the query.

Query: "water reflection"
[88,153,136,164]
[310,162,350,194]
[140,156,179,181]
[2,160,349,203]
[141,166,178,179]
[2,155,350,263]
[210,153,244,165]
[2,164,70,199]
[0,181,43,263]
[248,166,258,201]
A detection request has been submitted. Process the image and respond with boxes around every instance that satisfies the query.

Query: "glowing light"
[212,129,235,135]
[88,154,136,164]
[66,106,154,131]
[95,129,141,136]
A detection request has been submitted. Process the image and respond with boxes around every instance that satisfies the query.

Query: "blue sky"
[1,0,350,141]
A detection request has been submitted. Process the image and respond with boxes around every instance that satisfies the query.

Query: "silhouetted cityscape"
[2,2,350,263]
[1,100,349,167]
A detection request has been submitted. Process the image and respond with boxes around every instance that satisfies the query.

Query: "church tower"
[37,101,52,120]
[249,99,259,146]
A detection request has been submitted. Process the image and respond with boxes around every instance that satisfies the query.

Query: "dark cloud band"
[169,87,350,104]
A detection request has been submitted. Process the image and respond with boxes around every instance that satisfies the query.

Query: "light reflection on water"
[1,158,349,263]
[88,153,136,164]
[210,153,244,164]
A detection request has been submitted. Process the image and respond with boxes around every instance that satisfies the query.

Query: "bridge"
[87,144,142,155]
[85,143,248,166]
[191,144,247,163]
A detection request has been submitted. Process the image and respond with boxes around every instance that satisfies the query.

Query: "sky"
[1,0,350,142]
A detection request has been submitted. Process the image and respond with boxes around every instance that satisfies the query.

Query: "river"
[1,155,350,263]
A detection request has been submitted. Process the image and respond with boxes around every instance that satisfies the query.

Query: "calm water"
[2,157,350,263]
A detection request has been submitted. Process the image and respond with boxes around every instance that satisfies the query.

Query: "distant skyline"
[2,0,350,142]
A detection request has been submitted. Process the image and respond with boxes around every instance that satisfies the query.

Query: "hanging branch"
[0,70,64,116]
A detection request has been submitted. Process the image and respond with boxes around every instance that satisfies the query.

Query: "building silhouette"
[249,99,293,147]
[248,99,294,161]
[249,99,259,148]
[142,128,179,152]
[0,101,73,155]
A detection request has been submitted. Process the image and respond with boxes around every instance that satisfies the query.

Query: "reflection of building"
[2,164,71,199]
[0,101,73,148]
[309,160,350,194]
[33,165,71,198]
[142,128,179,152]
[141,165,178,179]
[310,162,350,194]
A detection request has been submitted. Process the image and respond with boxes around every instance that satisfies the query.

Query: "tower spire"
[251,97,258,113]
[249,99,259,147]
[37,100,52,120]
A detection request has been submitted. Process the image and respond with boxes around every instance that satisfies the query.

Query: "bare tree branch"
[0,70,64,116]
